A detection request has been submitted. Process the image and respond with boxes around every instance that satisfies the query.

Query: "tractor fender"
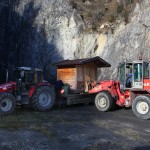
[88,80,117,95]
[97,90,117,100]
[0,82,16,94]
[28,83,51,98]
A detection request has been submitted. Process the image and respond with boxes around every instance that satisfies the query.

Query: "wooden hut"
[55,56,111,93]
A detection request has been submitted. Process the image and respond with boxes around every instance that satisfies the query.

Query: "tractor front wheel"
[132,95,150,120]
[32,86,55,111]
[0,93,16,115]
[95,92,114,112]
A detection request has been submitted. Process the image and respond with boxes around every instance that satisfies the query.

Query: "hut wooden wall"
[57,63,97,93]
[57,68,77,90]
[76,63,97,92]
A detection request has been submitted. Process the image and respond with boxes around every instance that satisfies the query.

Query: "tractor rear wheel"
[32,86,55,111]
[132,95,150,120]
[95,92,114,112]
[0,93,16,115]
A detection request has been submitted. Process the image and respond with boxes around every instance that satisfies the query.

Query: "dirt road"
[0,105,150,150]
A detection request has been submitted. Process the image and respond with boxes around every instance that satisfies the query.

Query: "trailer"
[55,56,111,105]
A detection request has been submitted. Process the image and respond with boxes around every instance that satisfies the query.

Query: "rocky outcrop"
[97,1,150,79]
[75,1,150,80]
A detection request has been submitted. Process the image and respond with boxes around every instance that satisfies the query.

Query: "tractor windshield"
[133,63,142,82]
[25,71,43,83]
[132,63,143,89]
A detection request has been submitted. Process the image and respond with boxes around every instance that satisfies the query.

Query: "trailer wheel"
[95,92,114,112]
[0,93,16,115]
[132,95,150,120]
[32,86,55,111]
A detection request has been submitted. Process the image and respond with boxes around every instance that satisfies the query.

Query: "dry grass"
[0,107,84,139]
[93,119,142,142]
[69,0,140,32]
[0,109,58,138]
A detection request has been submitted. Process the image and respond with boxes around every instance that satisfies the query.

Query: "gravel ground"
[0,105,150,150]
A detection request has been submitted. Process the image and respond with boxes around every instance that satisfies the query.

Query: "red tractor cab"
[0,67,55,115]
[89,60,150,119]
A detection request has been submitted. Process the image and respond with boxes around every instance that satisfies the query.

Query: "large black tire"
[0,93,16,115]
[31,86,55,111]
[132,95,150,120]
[95,92,114,112]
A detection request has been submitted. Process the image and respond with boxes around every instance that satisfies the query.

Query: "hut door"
[84,67,90,92]
[77,67,84,91]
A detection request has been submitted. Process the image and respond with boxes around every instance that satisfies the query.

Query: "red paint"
[0,82,16,93]
[0,81,51,98]
[28,82,51,97]
[143,79,150,90]
[89,80,119,98]
[28,86,35,97]
[88,80,130,107]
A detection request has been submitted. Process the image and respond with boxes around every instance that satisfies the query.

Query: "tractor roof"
[15,67,43,72]
[119,60,150,66]
[54,56,111,68]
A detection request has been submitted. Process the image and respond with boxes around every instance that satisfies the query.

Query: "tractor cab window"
[118,62,133,88]
[132,63,143,89]
[37,71,43,82]
[25,71,34,83]
[125,63,132,88]
[14,70,21,79]
[133,63,142,82]
[143,62,150,79]
[118,63,125,88]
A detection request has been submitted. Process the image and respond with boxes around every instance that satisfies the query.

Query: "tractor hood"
[0,82,16,92]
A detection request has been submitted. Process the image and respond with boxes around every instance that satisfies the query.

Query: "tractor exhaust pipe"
[6,69,8,83]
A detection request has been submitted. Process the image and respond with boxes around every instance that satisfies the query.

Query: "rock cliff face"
[0,0,150,81]
[96,1,150,79]
[66,1,150,80]
[73,0,150,80]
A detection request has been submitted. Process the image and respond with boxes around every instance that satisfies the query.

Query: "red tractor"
[0,67,55,115]
[88,60,150,119]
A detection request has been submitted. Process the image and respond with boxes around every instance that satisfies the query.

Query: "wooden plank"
[76,63,97,92]
[76,66,84,91]
[77,67,84,81]
[57,68,77,89]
